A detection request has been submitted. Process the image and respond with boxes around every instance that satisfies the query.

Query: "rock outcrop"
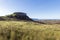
[0,17,5,20]
[13,12,33,21]
[0,12,33,21]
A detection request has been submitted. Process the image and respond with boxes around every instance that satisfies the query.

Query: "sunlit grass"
[0,21,60,40]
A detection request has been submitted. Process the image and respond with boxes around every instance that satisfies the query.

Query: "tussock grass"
[0,21,60,40]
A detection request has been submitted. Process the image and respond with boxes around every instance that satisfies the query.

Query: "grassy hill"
[0,21,60,40]
[0,12,60,40]
[0,12,60,24]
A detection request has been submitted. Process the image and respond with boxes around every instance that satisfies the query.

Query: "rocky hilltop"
[0,12,33,21]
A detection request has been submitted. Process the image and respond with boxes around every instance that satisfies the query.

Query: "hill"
[0,21,60,40]
[1,12,60,24]
[0,12,60,40]
[37,19,60,24]
[0,12,33,21]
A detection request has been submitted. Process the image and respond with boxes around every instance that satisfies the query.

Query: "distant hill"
[0,12,60,24]
[32,18,60,24]
[37,19,60,24]
[0,12,33,21]
[32,18,40,21]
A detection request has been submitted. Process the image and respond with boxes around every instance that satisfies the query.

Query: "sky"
[0,0,60,19]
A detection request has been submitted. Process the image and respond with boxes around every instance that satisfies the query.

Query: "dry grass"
[0,21,60,40]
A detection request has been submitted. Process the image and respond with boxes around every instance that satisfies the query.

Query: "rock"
[14,12,33,21]
[6,12,33,21]
[0,17,5,20]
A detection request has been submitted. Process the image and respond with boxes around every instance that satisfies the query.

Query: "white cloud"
[0,8,13,16]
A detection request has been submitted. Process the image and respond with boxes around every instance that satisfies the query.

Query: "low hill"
[0,12,60,40]
[1,12,60,24]
[0,12,33,21]
[37,19,60,24]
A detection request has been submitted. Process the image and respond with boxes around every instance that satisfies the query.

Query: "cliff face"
[13,12,33,20]
[0,12,33,21]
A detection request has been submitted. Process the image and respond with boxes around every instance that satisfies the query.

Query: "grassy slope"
[0,21,60,40]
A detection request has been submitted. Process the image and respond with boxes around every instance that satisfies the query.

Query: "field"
[0,21,60,40]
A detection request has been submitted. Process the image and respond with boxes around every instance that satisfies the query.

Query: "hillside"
[0,12,60,40]
[0,12,33,21]
[0,21,60,40]
[32,18,60,24]
[1,12,60,24]
[37,19,60,24]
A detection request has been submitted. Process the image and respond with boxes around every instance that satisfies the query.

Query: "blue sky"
[0,0,60,19]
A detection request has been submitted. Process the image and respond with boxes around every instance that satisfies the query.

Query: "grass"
[0,21,60,40]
